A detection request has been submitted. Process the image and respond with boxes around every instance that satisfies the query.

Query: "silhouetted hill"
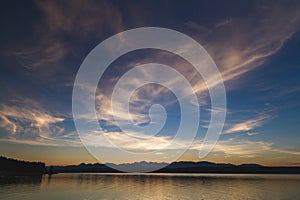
[45,161,300,174]
[0,156,45,176]
[238,164,263,168]
[45,163,120,173]
[157,161,299,174]
[166,161,236,168]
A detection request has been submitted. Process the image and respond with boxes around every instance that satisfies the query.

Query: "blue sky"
[0,0,300,166]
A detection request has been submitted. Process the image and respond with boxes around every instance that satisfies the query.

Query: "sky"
[0,0,300,166]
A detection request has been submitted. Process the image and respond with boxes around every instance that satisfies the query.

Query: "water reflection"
[0,175,42,185]
[1,173,300,200]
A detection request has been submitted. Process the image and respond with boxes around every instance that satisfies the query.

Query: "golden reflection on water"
[1,173,300,200]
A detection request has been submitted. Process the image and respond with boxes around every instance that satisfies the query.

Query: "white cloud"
[78,129,300,157]
[224,114,269,134]
[93,2,300,131]
[187,2,300,93]
[0,98,78,146]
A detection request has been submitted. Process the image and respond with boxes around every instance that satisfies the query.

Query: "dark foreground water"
[1,173,300,200]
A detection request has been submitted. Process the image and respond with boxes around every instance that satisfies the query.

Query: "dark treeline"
[0,156,45,176]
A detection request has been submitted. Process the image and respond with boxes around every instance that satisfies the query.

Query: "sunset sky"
[1,0,300,166]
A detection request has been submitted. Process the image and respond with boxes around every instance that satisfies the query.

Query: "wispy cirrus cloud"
[36,0,123,35]
[91,2,300,133]
[0,99,298,158]
[0,99,63,129]
[76,128,300,159]
[203,139,273,157]
[272,148,300,156]
[224,114,270,134]
[12,41,67,70]
[0,98,80,146]
[6,0,123,73]
[188,2,300,93]
[1,1,299,164]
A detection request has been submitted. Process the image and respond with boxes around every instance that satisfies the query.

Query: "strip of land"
[45,161,300,174]
[1,156,299,175]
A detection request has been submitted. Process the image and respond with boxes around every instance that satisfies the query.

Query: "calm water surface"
[1,173,300,200]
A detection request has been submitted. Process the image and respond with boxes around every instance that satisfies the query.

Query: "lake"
[1,173,300,199]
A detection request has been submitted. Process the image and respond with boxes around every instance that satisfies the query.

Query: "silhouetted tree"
[0,156,45,176]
